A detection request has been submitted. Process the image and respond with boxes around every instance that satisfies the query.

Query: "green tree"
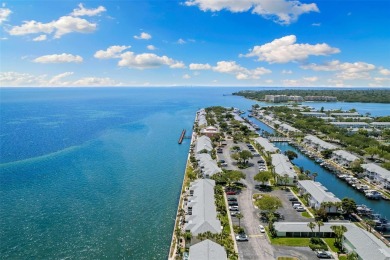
[346,252,358,260]
[239,150,253,165]
[320,149,333,159]
[281,173,289,188]
[254,171,272,185]
[316,220,324,238]
[342,198,357,215]
[312,172,318,181]
[284,150,298,161]
[236,213,244,228]
[224,170,245,188]
[331,225,347,248]
[255,195,282,213]
[307,222,316,237]
[365,146,380,159]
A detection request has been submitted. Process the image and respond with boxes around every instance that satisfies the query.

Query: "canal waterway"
[250,117,390,222]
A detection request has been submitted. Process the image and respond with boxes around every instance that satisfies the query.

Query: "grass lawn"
[338,255,347,260]
[323,238,338,252]
[270,236,311,247]
[277,257,298,260]
[301,212,311,218]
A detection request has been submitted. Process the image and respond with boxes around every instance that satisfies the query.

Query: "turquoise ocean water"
[0,87,389,259]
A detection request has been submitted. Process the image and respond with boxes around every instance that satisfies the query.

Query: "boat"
[365,190,382,200]
[356,204,373,215]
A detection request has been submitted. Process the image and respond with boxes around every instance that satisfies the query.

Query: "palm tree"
[307,222,316,237]
[316,220,324,238]
[312,172,318,181]
[346,251,358,260]
[236,213,244,228]
[302,193,311,206]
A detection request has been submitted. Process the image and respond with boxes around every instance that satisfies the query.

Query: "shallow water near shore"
[0,87,389,259]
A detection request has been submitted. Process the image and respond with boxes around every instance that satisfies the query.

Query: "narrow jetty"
[178,129,186,144]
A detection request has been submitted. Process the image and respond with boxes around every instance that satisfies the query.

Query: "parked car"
[288,196,298,201]
[292,201,301,206]
[221,163,228,167]
[230,211,240,216]
[218,159,225,163]
[316,251,332,258]
[292,203,302,209]
[226,191,236,195]
[296,206,306,212]
[227,197,237,201]
[257,160,265,163]
[228,201,238,206]
[235,234,248,241]
[217,148,223,153]
[259,225,265,233]
[229,206,239,211]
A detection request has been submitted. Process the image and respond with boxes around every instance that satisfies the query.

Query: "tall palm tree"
[316,220,324,238]
[312,172,318,181]
[307,222,316,237]
[236,213,244,228]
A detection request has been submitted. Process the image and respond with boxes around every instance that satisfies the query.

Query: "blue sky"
[0,0,389,87]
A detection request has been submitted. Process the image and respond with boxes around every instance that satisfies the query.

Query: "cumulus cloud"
[303,76,318,82]
[301,60,375,80]
[8,16,97,38]
[312,23,321,26]
[282,76,318,86]
[32,34,47,41]
[134,32,152,40]
[118,52,185,69]
[184,0,319,25]
[243,35,340,63]
[147,45,156,50]
[189,60,271,80]
[70,3,106,17]
[94,45,130,59]
[0,71,120,86]
[177,38,186,44]
[379,68,390,76]
[183,74,191,79]
[282,69,292,74]
[33,53,83,63]
[0,6,11,24]
[189,63,212,70]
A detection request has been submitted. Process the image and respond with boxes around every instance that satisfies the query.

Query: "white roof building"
[361,163,390,187]
[280,123,301,133]
[298,180,341,210]
[197,109,207,126]
[303,135,337,151]
[195,135,213,154]
[254,137,279,153]
[332,150,359,162]
[371,122,390,129]
[189,239,227,260]
[196,153,222,178]
[301,112,327,117]
[330,122,370,128]
[185,179,221,236]
[271,154,298,185]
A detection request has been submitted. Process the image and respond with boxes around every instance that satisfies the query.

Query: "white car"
[259,225,265,233]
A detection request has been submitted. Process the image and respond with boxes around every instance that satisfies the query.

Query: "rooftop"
[254,136,279,153]
[189,239,227,260]
[361,163,390,180]
[333,150,359,162]
[195,135,213,154]
[271,153,297,178]
[304,135,337,150]
[298,180,341,204]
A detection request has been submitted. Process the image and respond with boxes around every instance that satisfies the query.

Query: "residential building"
[197,109,207,127]
[330,122,370,129]
[303,135,337,152]
[264,95,289,103]
[297,180,341,212]
[304,96,337,102]
[320,117,336,122]
[254,137,279,153]
[279,123,302,136]
[271,154,298,186]
[196,153,222,178]
[332,150,359,168]
[185,179,221,241]
[371,122,390,129]
[200,126,219,138]
[330,112,361,118]
[189,239,227,260]
[300,112,327,117]
[274,222,390,260]
[195,135,213,154]
[361,163,390,189]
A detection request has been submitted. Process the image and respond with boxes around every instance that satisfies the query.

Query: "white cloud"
[0,7,11,24]
[70,3,106,17]
[184,0,319,25]
[212,60,271,80]
[265,79,273,84]
[94,45,130,59]
[177,38,186,44]
[8,16,97,38]
[301,60,375,80]
[282,69,292,74]
[32,34,47,41]
[118,52,185,69]
[312,23,321,26]
[0,71,120,86]
[303,76,318,82]
[183,74,191,79]
[379,68,390,76]
[134,32,152,40]
[282,76,318,86]
[243,35,340,63]
[147,45,156,50]
[189,63,212,70]
[33,53,83,63]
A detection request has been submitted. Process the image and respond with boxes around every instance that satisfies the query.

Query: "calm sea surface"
[0,87,389,259]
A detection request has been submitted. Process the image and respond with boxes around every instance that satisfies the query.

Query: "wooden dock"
[178,129,186,144]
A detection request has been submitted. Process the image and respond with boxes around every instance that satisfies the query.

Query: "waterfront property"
[297,180,341,212]
[254,136,279,153]
[194,135,213,154]
[200,126,219,138]
[300,112,327,117]
[271,153,298,186]
[361,163,390,189]
[274,222,390,260]
[197,109,207,127]
[303,135,337,152]
[332,150,359,168]
[184,179,221,243]
[279,123,302,136]
[189,239,227,260]
[330,112,361,118]
[196,153,222,178]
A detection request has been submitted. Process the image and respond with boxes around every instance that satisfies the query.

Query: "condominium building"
[271,154,298,186]
[298,180,341,212]
[332,150,359,168]
[361,163,390,189]
[303,135,337,152]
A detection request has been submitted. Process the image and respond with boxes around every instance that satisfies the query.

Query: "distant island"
[233,89,390,103]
